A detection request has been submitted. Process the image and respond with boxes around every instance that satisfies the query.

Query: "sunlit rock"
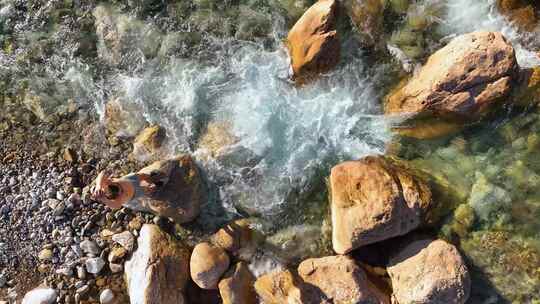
[330,156,433,254]
[386,32,519,127]
[254,269,303,304]
[218,262,257,304]
[125,224,190,304]
[132,125,166,162]
[298,255,390,304]
[387,239,471,304]
[190,242,230,289]
[22,288,57,304]
[286,0,340,82]
[133,155,205,224]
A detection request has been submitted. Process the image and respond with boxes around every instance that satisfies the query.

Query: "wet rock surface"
[330,156,432,254]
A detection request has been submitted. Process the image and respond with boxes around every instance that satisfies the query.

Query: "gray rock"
[112,231,134,252]
[80,240,100,256]
[109,263,123,273]
[99,289,115,304]
[85,257,105,274]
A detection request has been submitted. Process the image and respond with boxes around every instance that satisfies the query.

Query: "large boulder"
[286,0,340,82]
[131,155,205,223]
[124,224,191,304]
[330,156,432,254]
[387,239,471,304]
[190,242,231,290]
[218,262,257,304]
[386,32,518,121]
[298,255,389,304]
[254,270,303,304]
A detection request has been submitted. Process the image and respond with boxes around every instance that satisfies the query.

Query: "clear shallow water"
[1,0,540,302]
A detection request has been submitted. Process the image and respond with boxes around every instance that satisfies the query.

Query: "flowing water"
[1,0,540,302]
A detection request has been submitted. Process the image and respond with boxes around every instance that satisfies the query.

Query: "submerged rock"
[104,97,148,139]
[93,5,162,67]
[190,242,230,290]
[387,239,471,304]
[329,156,433,254]
[298,255,389,304]
[342,0,384,47]
[218,262,257,304]
[125,224,190,304]
[131,155,206,223]
[132,125,166,162]
[468,172,512,223]
[386,31,518,126]
[286,0,340,82]
[497,0,539,32]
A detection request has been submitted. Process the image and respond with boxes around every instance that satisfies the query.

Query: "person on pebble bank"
[91,170,164,209]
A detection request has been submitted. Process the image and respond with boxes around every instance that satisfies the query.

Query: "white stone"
[100,289,115,304]
[112,231,135,252]
[22,288,57,304]
[85,257,105,274]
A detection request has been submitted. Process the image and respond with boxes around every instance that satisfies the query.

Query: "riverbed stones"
[100,289,115,304]
[190,242,230,289]
[85,257,106,274]
[386,32,518,122]
[330,156,433,254]
[286,0,340,82]
[497,0,538,32]
[125,224,190,304]
[129,155,205,223]
[112,231,135,252]
[254,269,303,304]
[22,288,57,304]
[80,240,100,256]
[218,262,257,304]
[298,255,389,304]
[387,239,471,304]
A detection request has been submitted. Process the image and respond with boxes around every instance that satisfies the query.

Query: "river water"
[1,0,539,302]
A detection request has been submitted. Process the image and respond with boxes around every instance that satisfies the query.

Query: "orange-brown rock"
[387,239,471,304]
[254,270,303,304]
[298,255,389,304]
[132,125,166,161]
[190,242,231,290]
[133,155,205,223]
[218,262,257,304]
[497,0,538,32]
[211,219,258,261]
[125,224,191,304]
[386,32,518,121]
[286,0,340,82]
[330,156,432,254]
[514,66,540,107]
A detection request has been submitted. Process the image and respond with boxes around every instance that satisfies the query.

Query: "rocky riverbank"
[1,0,540,304]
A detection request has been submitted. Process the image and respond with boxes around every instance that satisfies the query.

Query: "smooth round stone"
[22,288,57,304]
[85,257,105,274]
[100,289,115,304]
